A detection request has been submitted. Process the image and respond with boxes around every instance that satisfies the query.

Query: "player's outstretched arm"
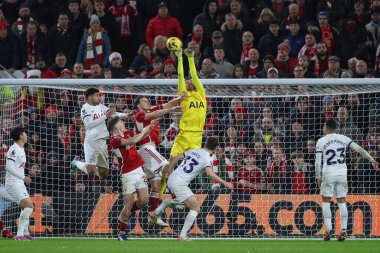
[206,167,234,190]
[184,48,205,98]
[120,121,156,146]
[144,106,182,121]
[176,49,186,94]
[162,93,187,109]
[349,142,378,169]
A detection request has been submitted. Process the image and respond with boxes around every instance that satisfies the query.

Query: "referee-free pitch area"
[1,239,380,253]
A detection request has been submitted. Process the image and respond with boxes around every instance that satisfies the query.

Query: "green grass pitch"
[1,239,380,253]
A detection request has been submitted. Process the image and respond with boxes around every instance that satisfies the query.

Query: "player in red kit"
[108,116,155,241]
[133,94,185,226]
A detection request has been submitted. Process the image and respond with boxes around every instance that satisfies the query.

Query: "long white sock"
[23,221,30,236]
[322,202,332,232]
[180,210,198,237]
[17,208,33,237]
[338,202,348,231]
[74,161,88,175]
[154,198,173,216]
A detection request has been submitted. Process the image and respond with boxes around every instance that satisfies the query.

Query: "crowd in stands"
[0,0,380,198]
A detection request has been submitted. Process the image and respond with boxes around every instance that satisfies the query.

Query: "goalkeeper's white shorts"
[5,183,29,204]
[84,139,109,169]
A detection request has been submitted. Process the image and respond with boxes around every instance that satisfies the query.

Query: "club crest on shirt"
[10,150,16,157]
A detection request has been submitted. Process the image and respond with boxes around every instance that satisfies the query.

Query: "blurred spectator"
[103,67,112,78]
[89,62,103,78]
[271,0,289,20]
[204,30,233,62]
[254,107,285,137]
[76,15,111,69]
[258,19,283,59]
[185,24,212,58]
[221,13,243,65]
[129,43,153,76]
[35,56,57,78]
[285,20,305,58]
[163,58,176,78]
[365,7,380,47]
[311,41,329,77]
[228,0,252,31]
[335,106,363,142]
[355,32,376,69]
[152,35,170,60]
[1,116,14,148]
[10,4,34,36]
[81,0,94,19]
[109,51,128,78]
[284,150,317,194]
[304,138,316,167]
[193,0,221,38]
[0,20,20,72]
[47,11,76,65]
[253,141,271,171]
[351,0,370,27]
[274,41,298,77]
[240,31,254,65]
[93,0,117,51]
[254,8,275,40]
[341,14,366,67]
[256,55,275,78]
[212,47,234,78]
[244,48,260,78]
[49,53,70,77]
[297,55,316,77]
[198,58,220,78]
[20,21,46,70]
[149,56,164,77]
[346,93,369,133]
[72,62,87,79]
[237,150,266,194]
[353,59,367,77]
[267,148,287,194]
[284,121,308,156]
[210,144,234,192]
[317,11,341,56]
[316,0,346,25]
[145,1,183,48]
[160,111,180,151]
[232,63,247,78]
[298,33,317,60]
[30,0,55,30]
[288,96,316,136]
[187,41,203,70]
[108,0,137,63]
[281,3,304,34]
[325,55,342,77]
[357,147,380,193]
[68,0,88,51]
[244,116,281,148]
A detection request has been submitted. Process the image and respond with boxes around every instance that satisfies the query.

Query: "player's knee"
[87,165,97,175]
[138,198,149,208]
[193,205,201,213]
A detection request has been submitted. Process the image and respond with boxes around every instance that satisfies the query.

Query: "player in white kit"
[5,126,35,241]
[149,137,234,241]
[70,87,129,180]
[315,119,378,242]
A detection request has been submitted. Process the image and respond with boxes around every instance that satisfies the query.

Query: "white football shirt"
[316,133,353,179]
[5,143,26,184]
[81,103,109,142]
[170,149,214,184]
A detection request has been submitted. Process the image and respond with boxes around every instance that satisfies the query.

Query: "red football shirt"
[237,167,264,194]
[109,131,144,174]
[134,105,162,145]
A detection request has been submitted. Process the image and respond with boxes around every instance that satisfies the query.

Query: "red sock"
[119,221,128,233]
[150,192,160,212]
[131,201,140,212]
[0,219,4,230]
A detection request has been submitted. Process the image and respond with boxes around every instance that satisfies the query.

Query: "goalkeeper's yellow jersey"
[177,56,206,132]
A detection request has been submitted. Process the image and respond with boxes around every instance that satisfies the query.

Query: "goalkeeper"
[160,48,207,197]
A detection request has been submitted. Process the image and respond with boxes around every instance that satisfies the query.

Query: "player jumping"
[150,137,233,240]
[133,94,184,226]
[108,116,155,241]
[159,48,207,198]
[315,119,378,242]
[70,87,129,180]
[5,126,35,240]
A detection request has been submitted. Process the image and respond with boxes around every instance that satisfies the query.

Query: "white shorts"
[5,183,29,204]
[167,175,193,203]
[121,167,148,195]
[320,177,348,198]
[138,144,168,180]
[84,139,109,169]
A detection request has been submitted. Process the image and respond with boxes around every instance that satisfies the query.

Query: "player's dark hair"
[85,87,99,99]
[205,137,219,151]
[10,126,25,142]
[107,116,120,133]
[133,95,146,109]
[325,119,337,130]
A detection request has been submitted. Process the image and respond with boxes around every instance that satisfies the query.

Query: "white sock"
[338,202,348,231]
[154,198,173,216]
[180,210,198,237]
[322,202,332,232]
[74,161,88,175]
[23,222,30,236]
[17,207,33,237]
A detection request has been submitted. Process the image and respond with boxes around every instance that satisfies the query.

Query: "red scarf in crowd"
[321,25,334,54]
[109,5,135,38]
[85,31,103,69]
[17,17,33,35]
[240,43,253,64]
[298,43,317,59]
[212,154,234,186]
[191,34,203,48]
[26,36,36,67]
